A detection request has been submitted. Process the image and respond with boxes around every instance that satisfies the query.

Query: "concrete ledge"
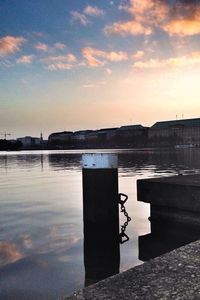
[150,205,200,226]
[62,240,200,300]
[137,174,200,212]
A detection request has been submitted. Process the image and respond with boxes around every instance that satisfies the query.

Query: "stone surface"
[62,240,200,300]
[137,174,200,212]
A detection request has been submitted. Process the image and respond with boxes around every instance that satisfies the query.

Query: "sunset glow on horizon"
[1,0,200,138]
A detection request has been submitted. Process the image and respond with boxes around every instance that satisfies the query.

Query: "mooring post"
[82,153,120,286]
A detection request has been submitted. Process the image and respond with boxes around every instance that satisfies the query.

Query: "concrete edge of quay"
[61,239,200,300]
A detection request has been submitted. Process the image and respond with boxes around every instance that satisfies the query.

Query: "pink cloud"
[134,52,200,70]
[163,9,200,36]
[44,53,77,71]
[104,0,159,36]
[105,0,200,37]
[104,51,128,62]
[104,0,164,36]
[105,20,152,36]
[16,55,33,64]
[0,36,25,56]
[35,42,49,51]
[46,53,76,63]
[82,47,105,67]
[84,5,104,17]
[82,47,128,67]
[132,50,145,60]
[66,53,77,63]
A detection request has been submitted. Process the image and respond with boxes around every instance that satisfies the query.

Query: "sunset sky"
[1,0,200,138]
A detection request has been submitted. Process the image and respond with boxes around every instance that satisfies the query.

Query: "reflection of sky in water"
[0,149,200,299]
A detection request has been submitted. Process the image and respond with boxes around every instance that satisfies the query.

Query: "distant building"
[72,130,93,141]
[48,131,73,144]
[86,131,99,142]
[17,136,41,146]
[116,125,148,147]
[97,127,118,141]
[149,118,200,146]
[117,125,145,136]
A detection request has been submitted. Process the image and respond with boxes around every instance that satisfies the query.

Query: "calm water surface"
[0,149,200,299]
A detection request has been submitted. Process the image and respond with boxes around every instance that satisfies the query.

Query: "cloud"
[21,234,33,249]
[82,81,106,88]
[35,42,66,53]
[162,8,200,36]
[118,0,130,12]
[54,43,66,50]
[105,20,152,36]
[82,47,128,67]
[84,5,104,17]
[132,50,145,60]
[0,36,25,56]
[105,51,128,61]
[66,53,77,63]
[71,11,89,26]
[35,42,49,51]
[104,0,167,36]
[44,53,77,71]
[16,55,33,64]
[82,83,98,88]
[46,63,73,71]
[82,47,104,67]
[105,68,112,75]
[105,0,200,37]
[71,5,103,26]
[134,52,200,70]
[47,53,76,63]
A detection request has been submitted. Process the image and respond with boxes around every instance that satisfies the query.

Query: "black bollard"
[82,153,120,286]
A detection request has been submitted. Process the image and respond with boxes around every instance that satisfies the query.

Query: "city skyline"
[1,114,197,141]
[1,0,200,139]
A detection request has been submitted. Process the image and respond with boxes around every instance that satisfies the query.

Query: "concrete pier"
[137,174,200,226]
[62,239,200,299]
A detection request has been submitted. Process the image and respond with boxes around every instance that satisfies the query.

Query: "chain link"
[118,193,131,244]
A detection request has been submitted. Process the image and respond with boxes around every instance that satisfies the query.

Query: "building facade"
[48,131,73,145]
[149,118,200,147]
[17,136,41,146]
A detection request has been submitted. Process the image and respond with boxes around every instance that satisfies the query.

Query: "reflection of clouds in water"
[21,234,33,249]
[29,257,49,269]
[57,255,71,262]
[0,223,81,268]
[0,242,22,266]
[37,225,81,255]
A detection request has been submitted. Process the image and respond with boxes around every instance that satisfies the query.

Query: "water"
[0,149,200,299]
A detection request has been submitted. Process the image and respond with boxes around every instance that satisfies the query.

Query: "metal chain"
[118,193,131,244]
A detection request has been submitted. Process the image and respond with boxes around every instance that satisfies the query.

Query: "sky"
[1,0,200,139]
